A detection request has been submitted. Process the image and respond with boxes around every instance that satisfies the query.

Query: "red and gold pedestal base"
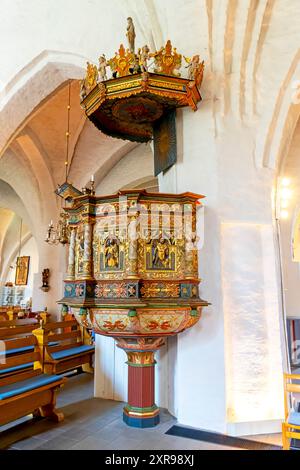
[117,341,163,428]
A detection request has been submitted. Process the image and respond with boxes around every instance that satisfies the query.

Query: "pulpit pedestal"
[117,341,164,428]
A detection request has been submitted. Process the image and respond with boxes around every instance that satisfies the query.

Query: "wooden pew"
[33,319,94,375]
[0,307,25,321]
[0,335,65,426]
[0,318,56,365]
[5,309,50,323]
[0,322,42,375]
[0,318,39,329]
[0,307,8,321]
[0,315,51,339]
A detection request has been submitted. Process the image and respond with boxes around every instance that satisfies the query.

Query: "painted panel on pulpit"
[147,237,175,271]
[138,231,184,280]
[93,228,125,279]
[153,110,177,176]
[101,236,124,272]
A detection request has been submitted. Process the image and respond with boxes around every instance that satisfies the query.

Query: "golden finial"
[108,44,135,78]
[151,40,182,77]
[85,61,98,90]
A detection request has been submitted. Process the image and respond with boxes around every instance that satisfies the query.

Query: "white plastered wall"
[158,107,284,435]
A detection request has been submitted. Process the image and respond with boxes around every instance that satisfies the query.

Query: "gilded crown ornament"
[151,40,182,76]
[79,17,205,147]
[108,44,135,78]
[81,38,204,96]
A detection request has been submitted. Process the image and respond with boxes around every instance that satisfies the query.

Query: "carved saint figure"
[80,79,87,101]
[98,54,108,81]
[126,17,136,53]
[139,45,150,72]
[105,238,119,268]
[153,237,170,268]
[42,269,50,288]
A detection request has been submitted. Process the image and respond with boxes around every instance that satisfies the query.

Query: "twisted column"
[66,228,76,280]
[126,217,138,278]
[82,222,93,279]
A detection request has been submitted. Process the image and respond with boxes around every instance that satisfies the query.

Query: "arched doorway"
[0,208,39,308]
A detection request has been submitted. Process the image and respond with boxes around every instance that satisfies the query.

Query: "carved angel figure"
[80,79,87,101]
[184,55,204,85]
[139,45,150,72]
[98,54,108,81]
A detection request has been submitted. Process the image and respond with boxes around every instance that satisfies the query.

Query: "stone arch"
[255,51,300,170]
[0,180,39,285]
[1,232,34,285]
[0,179,33,234]
[0,50,87,157]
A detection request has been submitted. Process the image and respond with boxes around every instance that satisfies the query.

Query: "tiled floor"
[0,374,282,450]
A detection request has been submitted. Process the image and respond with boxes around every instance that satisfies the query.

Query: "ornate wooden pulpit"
[60,190,208,427]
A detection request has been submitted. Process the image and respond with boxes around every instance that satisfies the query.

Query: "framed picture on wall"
[15,256,30,286]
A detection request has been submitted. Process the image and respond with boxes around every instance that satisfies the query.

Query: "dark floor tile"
[8,436,46,450]
[35,435,78,450]
[70,436,111,450]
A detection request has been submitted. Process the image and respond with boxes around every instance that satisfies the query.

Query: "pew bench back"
[37,320,94,375]
[0,335,65,426]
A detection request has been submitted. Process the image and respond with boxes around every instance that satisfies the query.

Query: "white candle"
[50,220,53,226]
[91,175,94,182]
